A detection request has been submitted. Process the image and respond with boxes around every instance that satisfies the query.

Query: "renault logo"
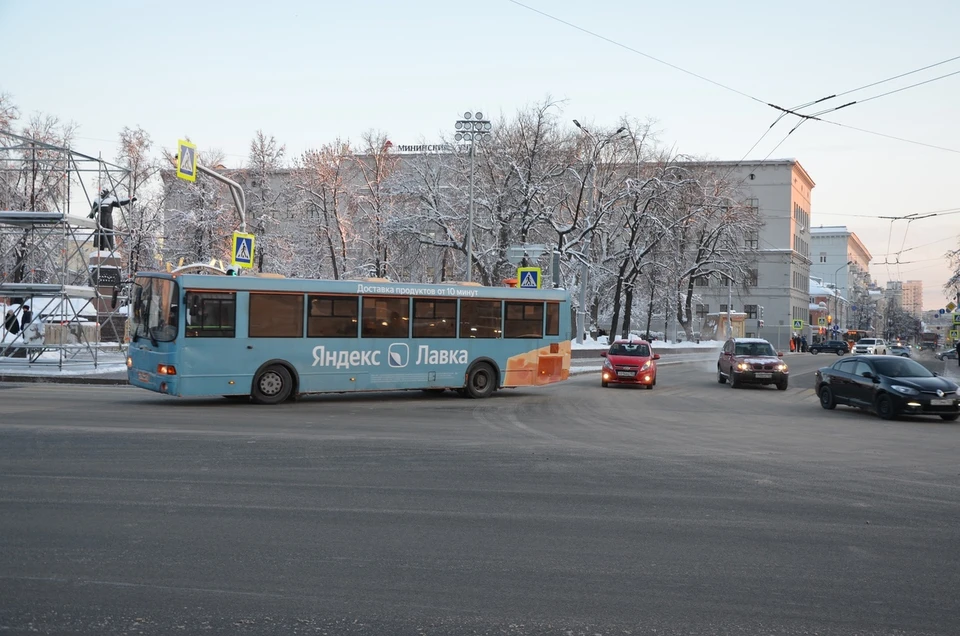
[937,389,944,398]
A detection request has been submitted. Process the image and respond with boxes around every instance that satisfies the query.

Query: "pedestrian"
[3,309,19,335]
[801,336,808,353]
[20,304,32,326]
[955,340,960,367]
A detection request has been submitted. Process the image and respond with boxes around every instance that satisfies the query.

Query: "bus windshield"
[131,276,179,343]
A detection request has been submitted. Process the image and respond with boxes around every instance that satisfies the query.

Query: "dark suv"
[809,340,849,355]
[718,337,789,390]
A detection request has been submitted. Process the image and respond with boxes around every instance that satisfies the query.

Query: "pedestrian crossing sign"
[792,319,804,330]
[175,139,197,182]
[231,231,255,268]
[516,267,542,289]
[951,330,959,341]
[953,312,960,325]
[818,317,826,326]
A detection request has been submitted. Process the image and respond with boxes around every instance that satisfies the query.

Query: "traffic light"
[225,268,238,276]
[827,315,832,324]
[758,319,764,328]
[759,306,764,319]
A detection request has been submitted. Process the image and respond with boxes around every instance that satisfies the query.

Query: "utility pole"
[572,120,625,344]
[454,112,492,283]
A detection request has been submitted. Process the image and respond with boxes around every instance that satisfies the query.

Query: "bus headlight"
[126,356,132,368]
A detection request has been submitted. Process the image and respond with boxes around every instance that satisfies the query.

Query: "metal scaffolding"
[0,130,132,369]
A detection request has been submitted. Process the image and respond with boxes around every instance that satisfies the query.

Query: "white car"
[853,338,887,355]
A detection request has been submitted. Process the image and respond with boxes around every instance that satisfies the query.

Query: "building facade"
[902,280,923,317]
[689,159,815,350]
[809,226,873,330]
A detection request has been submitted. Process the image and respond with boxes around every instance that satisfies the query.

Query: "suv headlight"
[891,385,919,396]
[736,362,749,371]
[776,363,788,371]
[955,388,960,397]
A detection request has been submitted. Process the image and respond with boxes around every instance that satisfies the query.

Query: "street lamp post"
[572,120,625,343]
[454,112,492,283]
[833,260,852,333]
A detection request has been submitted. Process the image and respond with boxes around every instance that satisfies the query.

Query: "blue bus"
[126,272,572,403]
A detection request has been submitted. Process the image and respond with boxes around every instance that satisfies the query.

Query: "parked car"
[717,337,789,390]
[853,338,888,355]
[888,344,912,357]
[808,340,849,355]
[815,355,959,421]
[600,339,660,389]
[936,349,959,361]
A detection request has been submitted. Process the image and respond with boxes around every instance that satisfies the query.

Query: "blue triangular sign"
[236,239,251,262]
[520,271,537,288]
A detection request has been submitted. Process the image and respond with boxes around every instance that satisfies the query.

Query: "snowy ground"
[0,349,127,376]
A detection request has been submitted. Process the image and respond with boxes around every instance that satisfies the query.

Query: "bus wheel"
[465,363,496,399]
[252,364,293,405]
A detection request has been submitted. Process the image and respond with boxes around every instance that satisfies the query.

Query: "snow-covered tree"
[245,130,289,273]
[116,126,163,276]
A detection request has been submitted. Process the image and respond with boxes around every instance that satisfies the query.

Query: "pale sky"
[1,0,958,309]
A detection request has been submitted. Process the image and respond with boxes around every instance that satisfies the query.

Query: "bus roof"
[135,272,570,301]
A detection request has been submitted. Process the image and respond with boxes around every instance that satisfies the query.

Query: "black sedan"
[935,349,958,361]
[815,355,960,421]
[808,339,849,355]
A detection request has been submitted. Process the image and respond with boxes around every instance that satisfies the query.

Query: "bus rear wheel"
[252,364,293,405]
[465,363,496,399]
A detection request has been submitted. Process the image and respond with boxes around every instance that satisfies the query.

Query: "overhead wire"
[506,0,770,107]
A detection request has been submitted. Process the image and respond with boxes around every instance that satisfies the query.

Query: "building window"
[720,304,728,313]
[745,231,758,250]
[696,303,709,318]
[412,299,457,338]
[744,304,758,319]
[820,252,827,263]
[746,269,758,286]
[185,291,236,338]
[308,295,358,338]
[361,297,409,338]
[249,293,304,338]
[695,275,709,286]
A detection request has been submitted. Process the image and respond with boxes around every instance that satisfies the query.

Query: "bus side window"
[459,300,502,339]
[546,302,560,336]
[249,293,304,338]
[308,295,359,338]
[361,297,409,338]
[413,299,457,338]
[504,302,544,338]
[185,291,236,338]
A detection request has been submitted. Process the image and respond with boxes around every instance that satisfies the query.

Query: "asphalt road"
[1,352,959,635]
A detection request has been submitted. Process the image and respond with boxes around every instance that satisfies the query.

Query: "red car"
[600,339,660,389]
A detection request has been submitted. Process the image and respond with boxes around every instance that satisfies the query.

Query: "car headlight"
[640,361,651,371]
[736,362,749,371]
[603,359,614,369]
[891,385,919,396]
[955,387,960,397]
[777,363,788,371]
